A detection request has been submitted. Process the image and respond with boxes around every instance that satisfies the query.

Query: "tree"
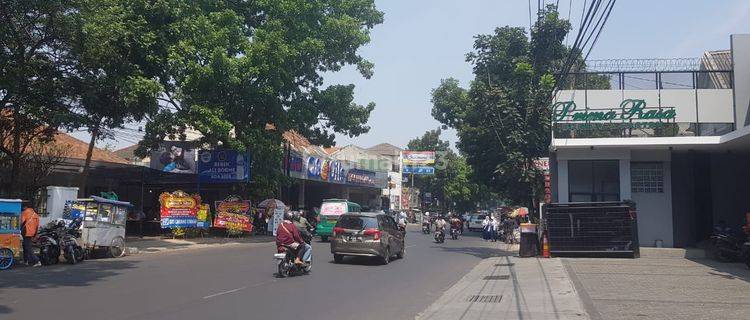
[67,0,161,192]
[431,5,572,206]
[0,1,77,196]
[125,0,383,195]
[0,139,69,201]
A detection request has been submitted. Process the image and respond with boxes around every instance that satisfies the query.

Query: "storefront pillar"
[298,180,305,209]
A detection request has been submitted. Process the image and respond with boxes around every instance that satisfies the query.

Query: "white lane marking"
[405,245,416,248]
[203,286,247,299]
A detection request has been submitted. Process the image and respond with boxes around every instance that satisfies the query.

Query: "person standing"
[21,201,41,267]
[135,210,146,238]
[491,215,500,242]
[481,215,491,241]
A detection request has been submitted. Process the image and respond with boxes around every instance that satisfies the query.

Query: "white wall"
[732,34,750,127]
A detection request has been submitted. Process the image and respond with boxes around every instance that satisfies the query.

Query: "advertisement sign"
[403,166,435,175]
[307,156,323,179]
[159,190,200,228]
[151,142,196,174]
[198,150,249,183]
[284,154,304,172]
[196,204,211,228]
[346,169,376,186]
[402,151,436,165]
[533,157,550,173]
[213,196,252,232]
[321,202,347,216]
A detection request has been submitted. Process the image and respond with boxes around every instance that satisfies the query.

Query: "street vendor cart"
[0,199,22,270]
[64,196,132,258]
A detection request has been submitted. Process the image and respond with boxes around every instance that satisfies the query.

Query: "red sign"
[159,190,200,218]
[213,197,252,232]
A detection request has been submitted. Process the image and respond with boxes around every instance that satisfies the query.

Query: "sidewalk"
[417,254,588,320]
[563,250,750,320]
[124,235,275,255]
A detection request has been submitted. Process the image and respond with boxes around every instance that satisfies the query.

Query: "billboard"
[197,149,250,183]
[151,142,196,174]
[402,151,436,165]
[403,166,435,175]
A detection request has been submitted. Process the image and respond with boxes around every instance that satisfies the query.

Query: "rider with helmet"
[276,212,310,265]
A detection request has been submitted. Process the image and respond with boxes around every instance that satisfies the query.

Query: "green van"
[316,199,361,241]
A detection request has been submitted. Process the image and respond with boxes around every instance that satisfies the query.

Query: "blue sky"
[326,0,750,149]
[78,0,750,151]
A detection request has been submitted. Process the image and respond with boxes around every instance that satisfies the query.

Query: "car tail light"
[333,227,345,237]
[363,228,381,241]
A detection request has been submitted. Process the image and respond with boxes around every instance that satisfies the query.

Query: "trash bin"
[519,223,539,257]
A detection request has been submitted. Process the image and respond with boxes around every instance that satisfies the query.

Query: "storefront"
[550,34,750,248]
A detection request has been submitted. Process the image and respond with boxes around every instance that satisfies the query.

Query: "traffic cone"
[542,231,551,258]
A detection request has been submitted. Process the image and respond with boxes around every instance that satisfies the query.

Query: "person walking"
[481,215,491,241]
[491,215,500,242]
[20,201,41,267]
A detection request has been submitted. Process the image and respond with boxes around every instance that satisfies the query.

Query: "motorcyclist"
[292,211,314,243]
[422,211,431,229]
[449,214,462,235]
[275,212,310,265]
[434,215,447,234]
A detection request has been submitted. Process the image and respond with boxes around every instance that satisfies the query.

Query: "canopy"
[90,195,134,208]
[258,199,285,209]
[509,207,529,218]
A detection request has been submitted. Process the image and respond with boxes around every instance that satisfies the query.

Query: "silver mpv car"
[330,212,405,264]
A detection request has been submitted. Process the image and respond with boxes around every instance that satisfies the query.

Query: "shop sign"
[159,190,200,228]
[346,169,376,186]
[284,154,304,172]
[533,158,550,173]
[198,149,250,183]
[403,166,435,175]
[328,160,346,183]
[552,99,676,123]
[402,151,436,165]
[213,196,252,232]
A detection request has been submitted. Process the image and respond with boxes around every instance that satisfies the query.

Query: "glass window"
[113,206,127,225]
[335,215,378,230]
[568,160,620,202]
[84,203,98,221]
[631,162,664,193]
[98,204,112,223]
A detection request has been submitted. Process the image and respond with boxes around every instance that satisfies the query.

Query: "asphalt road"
[0,226,508,320]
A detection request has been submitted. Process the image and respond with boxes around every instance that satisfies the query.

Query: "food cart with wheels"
[0,199,22,270]
[64,196,132,258]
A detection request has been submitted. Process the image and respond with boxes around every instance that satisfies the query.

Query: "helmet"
[284,211,294,221]
[292,211,301,222]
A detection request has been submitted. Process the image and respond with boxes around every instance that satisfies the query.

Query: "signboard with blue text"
[403,166,435,175]
[198,150,250,183]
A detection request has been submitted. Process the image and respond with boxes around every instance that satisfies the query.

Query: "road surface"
[0,226,507,320]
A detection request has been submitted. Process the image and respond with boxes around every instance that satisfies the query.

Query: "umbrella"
[258,199,285,209]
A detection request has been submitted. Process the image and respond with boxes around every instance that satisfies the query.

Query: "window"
[98,204,112,223]
[568,160,620,202]
[631,162,664,193]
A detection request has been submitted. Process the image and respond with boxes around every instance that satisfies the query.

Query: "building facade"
[550,34,750,248]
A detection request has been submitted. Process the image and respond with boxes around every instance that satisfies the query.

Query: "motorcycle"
[275,244,312,278]
[61,218,85,264]
[450,227,460,240]
[710,226,750,268]
[422,223,431,234]
[434,229,445,243]
[35,221,62,265]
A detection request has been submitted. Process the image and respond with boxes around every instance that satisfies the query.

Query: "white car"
[467,214,486,231]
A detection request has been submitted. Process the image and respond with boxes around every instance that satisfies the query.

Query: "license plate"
[345,236,361,242]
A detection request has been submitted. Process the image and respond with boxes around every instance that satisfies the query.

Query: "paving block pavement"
[124,235,275,255]
[417,256,589,320]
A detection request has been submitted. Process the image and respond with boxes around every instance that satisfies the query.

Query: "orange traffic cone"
[542,231,551,258]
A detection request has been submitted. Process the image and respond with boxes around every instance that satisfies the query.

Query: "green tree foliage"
[124,0,384,193]
[405,129,487,213]
[0,0,78,196]
[430,5,572,206]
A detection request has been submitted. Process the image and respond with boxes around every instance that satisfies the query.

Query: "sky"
[76,0,750,151]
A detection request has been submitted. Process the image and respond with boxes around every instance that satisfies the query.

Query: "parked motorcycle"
[61,218,85,264]
[434,229,445,243]
[35,221,62,265]
[275,245,312,278]
[709,226,750,267]
[450,227,460,240]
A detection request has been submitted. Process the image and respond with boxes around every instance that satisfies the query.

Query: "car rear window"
[476,215,486,220]
[336,215,378,230]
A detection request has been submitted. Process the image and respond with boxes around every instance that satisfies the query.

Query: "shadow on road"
[0,304,11,314]
[688,257,750,283]
[431,245,514,259]
[327,256,394,266]
[0,259,139,290]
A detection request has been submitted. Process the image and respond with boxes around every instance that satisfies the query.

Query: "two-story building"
[550,34,750,248]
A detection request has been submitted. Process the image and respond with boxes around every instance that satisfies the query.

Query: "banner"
[307,156,324,179]
[328,160,346,183]
[159,190,200,228]
[403,166,435,175]
[346,169,376,186]
[196,204,211,228]
[151,142,196,174]
[198,150,250,183]
[402,151,436,165]
[213,196,252,232]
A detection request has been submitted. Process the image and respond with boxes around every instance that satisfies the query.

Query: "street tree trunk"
[7,106,22,197]
[78,123,101,196]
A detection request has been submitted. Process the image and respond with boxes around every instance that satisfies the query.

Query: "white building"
[367,143,404,210]
[550,34,750,248]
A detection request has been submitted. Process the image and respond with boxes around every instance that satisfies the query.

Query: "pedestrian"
[20,201,41,267]
[491,215,500,242]
[481,215,491,241]
[136,210,146,238]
